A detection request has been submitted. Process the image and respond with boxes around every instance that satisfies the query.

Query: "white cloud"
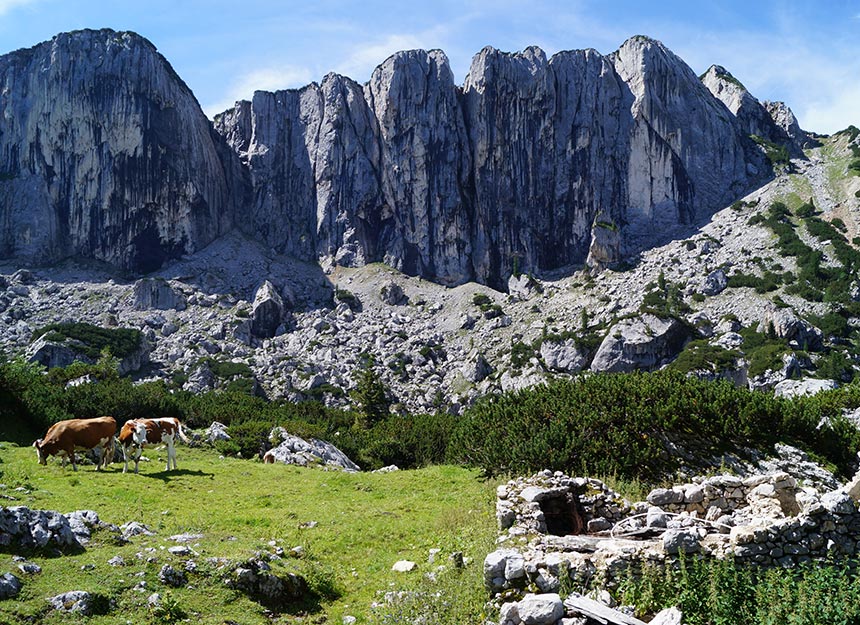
[0,0,38,16]
[203,65,315,118]
[335,33,438,81]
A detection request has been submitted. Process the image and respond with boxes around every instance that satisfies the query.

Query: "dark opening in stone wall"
[540,492,585,536]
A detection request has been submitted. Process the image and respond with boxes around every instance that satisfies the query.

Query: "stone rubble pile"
[486,468,860,625]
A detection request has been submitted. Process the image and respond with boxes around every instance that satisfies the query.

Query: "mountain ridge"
[0,28,811,288]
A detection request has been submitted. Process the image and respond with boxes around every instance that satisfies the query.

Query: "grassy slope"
[0,443,497,624]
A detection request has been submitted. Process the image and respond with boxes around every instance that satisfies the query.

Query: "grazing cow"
[33,416,116,471]
[119,417,189,473]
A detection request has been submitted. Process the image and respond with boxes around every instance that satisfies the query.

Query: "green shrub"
[620,557,860,625]
[750,135,790,167]
[667,341,741,375]
[448,370,860,479]
[31,322,142,361]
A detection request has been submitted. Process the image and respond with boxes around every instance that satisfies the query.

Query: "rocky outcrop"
[263,427,359,471]
[590,314,690,373]
[0,507,81,553]
[250,280,285,339]
[764,101,816,149]
[132,278,186,311]
[701,65,804,157]
[0,29,246,273]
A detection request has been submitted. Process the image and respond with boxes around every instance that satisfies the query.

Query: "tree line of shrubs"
[3,355,860,482]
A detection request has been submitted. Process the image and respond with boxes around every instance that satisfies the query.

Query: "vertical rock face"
[214,75,383,266]
[216,36,767,288]
[0,29,244,272]
[463,47,629,286]
[368,50,472,285]
[613,38,755,235]
[763,100,815,149]
[2,30,775,288]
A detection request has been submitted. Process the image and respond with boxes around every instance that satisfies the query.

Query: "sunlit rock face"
[0,29,245,273]
[3,30,769,287]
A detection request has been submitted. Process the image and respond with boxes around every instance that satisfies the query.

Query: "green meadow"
[0,444,497,624]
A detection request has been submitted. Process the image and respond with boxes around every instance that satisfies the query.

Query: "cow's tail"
[176,421,191,444]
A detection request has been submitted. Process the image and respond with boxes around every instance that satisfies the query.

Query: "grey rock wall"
[0,29,246,273]
[2,30,773,289]
[217,36,767,288]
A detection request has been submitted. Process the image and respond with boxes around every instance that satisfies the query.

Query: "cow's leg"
[122,444,129,473]
[106,436,115,469]
[166,437,176,470]
[134,446,142,474]
[70,451,77,472]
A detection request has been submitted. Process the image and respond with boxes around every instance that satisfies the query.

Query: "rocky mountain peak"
[0,28,245,274]
[0,30,802,288]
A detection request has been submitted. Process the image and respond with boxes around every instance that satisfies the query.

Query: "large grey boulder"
[0,573,21,600]
[225,558,308,612]
[758,308,823,351]
[379,282,407,306]
[662,529,701,555]
[702,268,728,296]
[133,279,187,311]
[499,593,564,625]
[590,314,690,373]
[47,590,95,615]
[773,378,838,398]
[27,333,150,376]
[250,281,285,339]
[461,353,493,383]
[540,339,591,373]
[264,428,359,471]
[586,220,623,269]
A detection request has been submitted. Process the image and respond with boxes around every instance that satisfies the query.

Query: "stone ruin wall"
[486,469,860,596]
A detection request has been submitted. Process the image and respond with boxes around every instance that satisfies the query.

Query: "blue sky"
[0,0,858,133]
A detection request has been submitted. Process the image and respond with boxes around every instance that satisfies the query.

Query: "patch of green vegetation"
[816,350,855,382]
[667,340,741,375]
[737,326,791,378]
[30,322,142,361]
[509,340,535,369]
[0,444,495,625]
[450,370,860,480]
[726,271,781,293]
[836,125,860,142]
[750,134,791,167]
[334,288,359,309]
[619,555,860,625]
[638,271,690,317]
[472,292,503,318]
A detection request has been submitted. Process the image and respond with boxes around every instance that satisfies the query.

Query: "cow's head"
[33,439,47,465]
[132,421,149,447]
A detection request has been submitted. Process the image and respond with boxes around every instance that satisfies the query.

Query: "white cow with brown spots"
[118,417,189,473]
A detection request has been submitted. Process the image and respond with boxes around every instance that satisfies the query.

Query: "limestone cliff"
[0,29,245,273]
[2,30,780,288]
[217,36,770,288]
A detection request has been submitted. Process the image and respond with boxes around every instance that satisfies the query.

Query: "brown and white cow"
[33,416,116,471]
[118,417,189,473]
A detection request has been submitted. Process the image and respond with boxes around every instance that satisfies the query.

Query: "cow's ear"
[33,439,42,448]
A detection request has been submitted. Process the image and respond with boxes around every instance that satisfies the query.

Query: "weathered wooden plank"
[563,595,649,625]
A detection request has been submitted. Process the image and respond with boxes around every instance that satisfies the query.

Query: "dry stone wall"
[486,468,860,614]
